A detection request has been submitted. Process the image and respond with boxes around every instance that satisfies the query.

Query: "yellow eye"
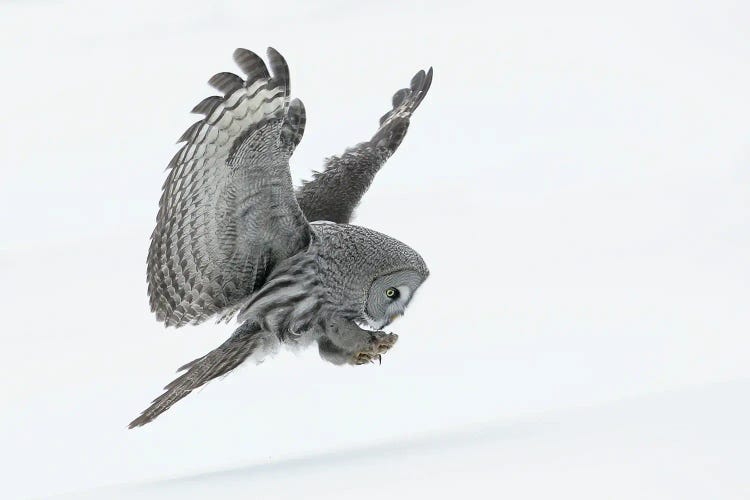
[385,288,399,299]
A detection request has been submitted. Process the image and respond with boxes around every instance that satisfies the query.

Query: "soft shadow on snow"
[57,379,750,500]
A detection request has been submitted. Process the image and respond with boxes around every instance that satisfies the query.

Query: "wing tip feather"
[191,95,223,115]
[208,71,244,95]
[233,48,271,83]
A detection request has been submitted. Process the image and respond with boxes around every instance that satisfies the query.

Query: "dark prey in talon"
[129,46,433,428]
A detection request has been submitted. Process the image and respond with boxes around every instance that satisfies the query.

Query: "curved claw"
[350,332,396,366]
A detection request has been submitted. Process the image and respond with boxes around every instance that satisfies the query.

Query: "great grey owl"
[129,47,432,428]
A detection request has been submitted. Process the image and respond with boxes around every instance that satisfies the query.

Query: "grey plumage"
[148,47,309,328]
[131,47,432,428]
[234,48,271,81]
[208,72,244,95]
[128,322,270,429]
[296,67,433,224]
[190,95,223,115]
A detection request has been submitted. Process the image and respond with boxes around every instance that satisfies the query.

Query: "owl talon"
[351,332,397,366]
[354,353,372,365]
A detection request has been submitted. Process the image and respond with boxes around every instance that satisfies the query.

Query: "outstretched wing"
[295,67,433,223]
[148,48,310,328]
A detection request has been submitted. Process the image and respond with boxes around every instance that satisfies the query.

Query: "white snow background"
[0,0,748,498]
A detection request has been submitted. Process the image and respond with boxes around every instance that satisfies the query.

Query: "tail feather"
[128,322,264,428]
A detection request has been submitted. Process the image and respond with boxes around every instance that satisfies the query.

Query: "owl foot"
[352,332,398,365]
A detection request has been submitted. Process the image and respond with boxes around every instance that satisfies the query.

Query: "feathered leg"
[128,322,273,428]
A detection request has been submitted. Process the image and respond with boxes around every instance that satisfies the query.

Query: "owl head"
[308,222,429,330]
[364,268,427,330]
[343,225,429,330]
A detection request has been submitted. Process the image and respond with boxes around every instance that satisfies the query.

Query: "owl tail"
[128,322,267,428]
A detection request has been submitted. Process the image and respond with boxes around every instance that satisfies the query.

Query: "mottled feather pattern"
[373,67,433,149]
[280,98,306,153]
[128,322,273,428]
[132,47,433,427]
[296,147,391,223]
[132,222,429,427]
[235,239,332,338]
[148,48,310,328]
[308,223,428,321]
[207,72,244,95]
[236,223,428,337]
[295,67,433,224]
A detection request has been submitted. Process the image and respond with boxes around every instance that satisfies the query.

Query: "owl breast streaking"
[129,47,432,428]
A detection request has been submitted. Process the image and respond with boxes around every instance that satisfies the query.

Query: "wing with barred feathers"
[295,67,433,223]
[148,47,310,328]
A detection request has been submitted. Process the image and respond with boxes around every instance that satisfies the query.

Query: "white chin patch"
[357,314,384,332]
